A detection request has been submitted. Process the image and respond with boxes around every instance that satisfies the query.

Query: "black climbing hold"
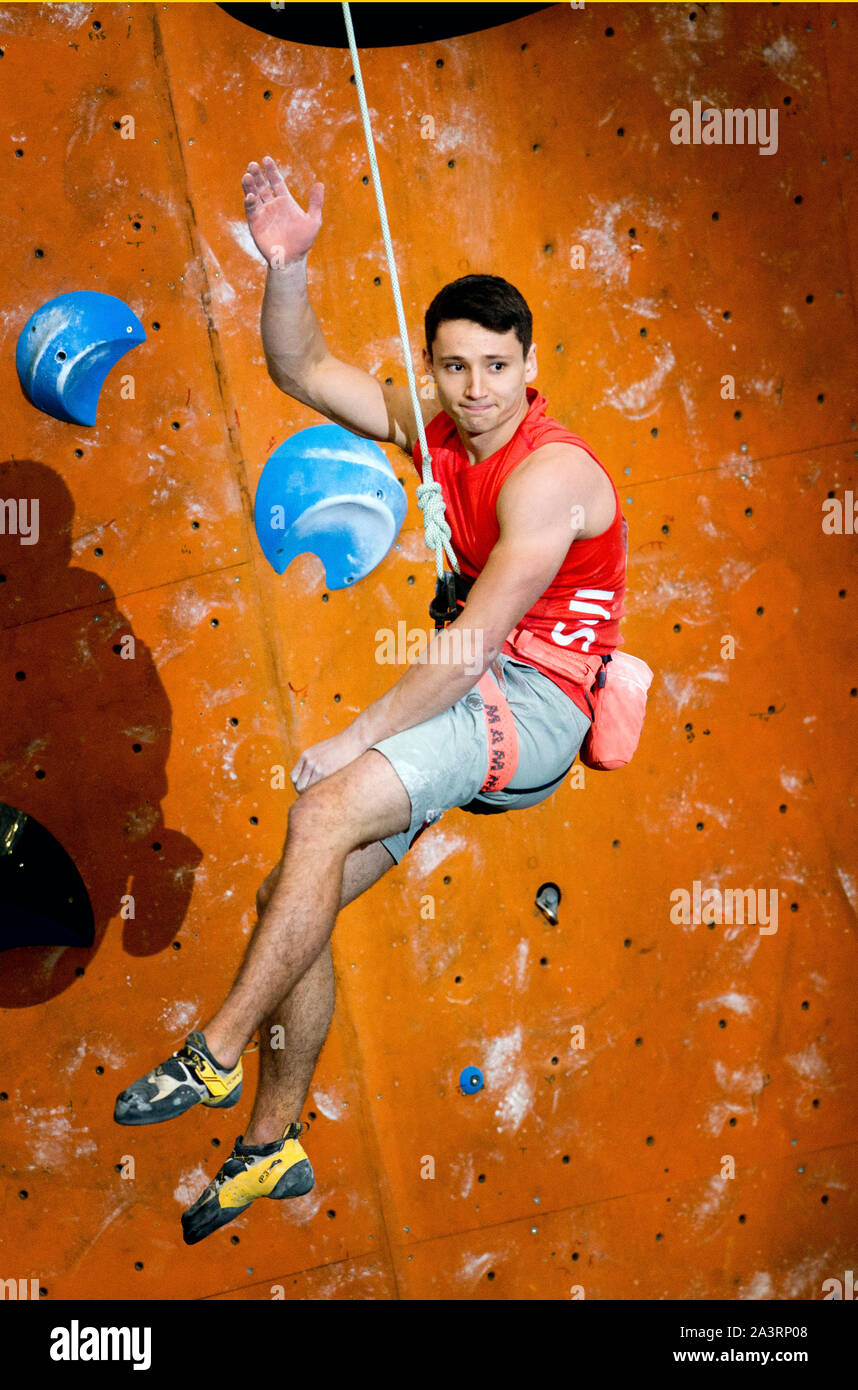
[0,803,94,951]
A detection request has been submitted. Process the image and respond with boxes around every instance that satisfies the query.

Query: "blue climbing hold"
[15,290,146,426]
[254,423,407,590]
[459,1066,484,1095]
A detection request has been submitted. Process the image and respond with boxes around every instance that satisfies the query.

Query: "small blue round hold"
[16,290,146,426]
[459,1066,484,1095]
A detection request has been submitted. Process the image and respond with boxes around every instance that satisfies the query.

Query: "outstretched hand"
[241,155,324,268]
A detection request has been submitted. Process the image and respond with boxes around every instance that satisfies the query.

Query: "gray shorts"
[371,654,591,864]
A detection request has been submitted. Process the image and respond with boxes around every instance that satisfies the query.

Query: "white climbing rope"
[341,2,460,580]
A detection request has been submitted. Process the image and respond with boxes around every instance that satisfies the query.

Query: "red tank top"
[411,386,627,719]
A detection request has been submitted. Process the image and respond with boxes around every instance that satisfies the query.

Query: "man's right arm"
[261,257,432,458]
[243,158,435,457]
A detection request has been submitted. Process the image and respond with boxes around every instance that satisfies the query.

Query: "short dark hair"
[424,274,533,360]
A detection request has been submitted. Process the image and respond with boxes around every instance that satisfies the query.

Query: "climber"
[113,156,627,1244]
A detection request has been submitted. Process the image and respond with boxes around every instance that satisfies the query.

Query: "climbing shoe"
[113,1030,243,1126]
[181,1123,315,1245]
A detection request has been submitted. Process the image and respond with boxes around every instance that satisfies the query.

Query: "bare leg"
[202,749,411,1070]
[241,839,395,1144]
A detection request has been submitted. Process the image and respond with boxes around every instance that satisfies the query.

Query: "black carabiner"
[429,570,459,629]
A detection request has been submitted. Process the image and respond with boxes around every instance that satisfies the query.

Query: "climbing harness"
[448,571,653,785]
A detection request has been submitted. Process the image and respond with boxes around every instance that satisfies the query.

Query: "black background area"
[217,3,555,49]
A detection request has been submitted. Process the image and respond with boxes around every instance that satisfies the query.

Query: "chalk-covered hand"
[290,725,370,795]
[242,156,324,268]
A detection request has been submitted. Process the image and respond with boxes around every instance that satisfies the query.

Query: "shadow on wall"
[0,458,202,1007]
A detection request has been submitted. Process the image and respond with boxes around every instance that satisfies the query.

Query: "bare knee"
[254,794,342,917]
[287,784,352,850]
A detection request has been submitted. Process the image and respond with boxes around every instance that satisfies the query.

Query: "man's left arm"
[349,444,597,749]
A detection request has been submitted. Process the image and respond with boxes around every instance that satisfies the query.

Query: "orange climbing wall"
[1,1,857,1303]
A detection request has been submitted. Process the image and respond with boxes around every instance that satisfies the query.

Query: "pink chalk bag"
[576,649,654,771]
[501,624,654,772]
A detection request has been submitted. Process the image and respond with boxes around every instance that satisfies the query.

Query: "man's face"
[422,319,537,434]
